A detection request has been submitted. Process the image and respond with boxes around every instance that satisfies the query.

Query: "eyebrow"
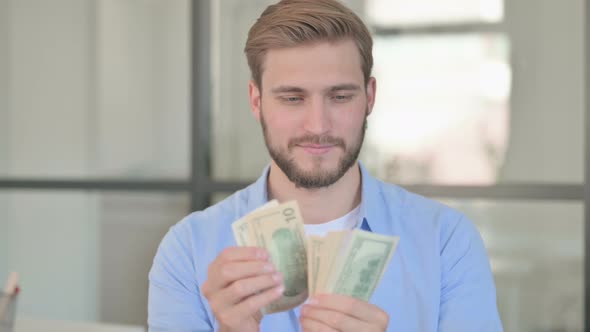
[270,83,362,94]
[271,86,305,94]
[328,84,362,92]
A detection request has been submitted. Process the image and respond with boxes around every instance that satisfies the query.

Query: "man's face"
[249,39,376,189]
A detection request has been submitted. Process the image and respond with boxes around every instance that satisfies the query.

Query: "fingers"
[300,316,340,332]
[301,306,364,332]
[217,260,276,290]
[210,272,283,310]
[203,246,283,328]
[217,246,269,264]
[308,294,389,326]
[218,283,285,326]
[203,247,271,295]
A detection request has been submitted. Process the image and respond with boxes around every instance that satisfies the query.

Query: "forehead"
[261,39,364,91]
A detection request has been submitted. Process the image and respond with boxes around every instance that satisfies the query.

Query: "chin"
[301,164,343,180]
[299,156,339,171]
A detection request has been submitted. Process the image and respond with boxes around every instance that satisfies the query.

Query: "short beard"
[260,109,367,189]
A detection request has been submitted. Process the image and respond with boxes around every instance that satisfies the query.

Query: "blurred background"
[0,0,586,331]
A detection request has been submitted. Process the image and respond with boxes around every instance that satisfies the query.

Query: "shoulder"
[375,180,479,245]
[378,180,464,222]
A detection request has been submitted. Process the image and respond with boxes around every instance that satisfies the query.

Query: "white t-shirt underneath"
[304,204,361,237]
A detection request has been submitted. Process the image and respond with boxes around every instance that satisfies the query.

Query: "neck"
[267,161,362,225]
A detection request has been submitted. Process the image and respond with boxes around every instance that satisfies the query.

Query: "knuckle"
[219,263,233,280]
[245,296,260,312]
[348,300,360,312]
[231,280,248,297]
[379,311,390,326]
[219,248,232,261]
[370,305,388,325]
[201,282,210,297]
[329,313,342,328]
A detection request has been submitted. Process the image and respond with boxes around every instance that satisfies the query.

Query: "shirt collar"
[246,162,395,235]
[357,162,393,235]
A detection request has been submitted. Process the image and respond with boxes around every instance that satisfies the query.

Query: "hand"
[299,294,389,332]
[202,247,285,332]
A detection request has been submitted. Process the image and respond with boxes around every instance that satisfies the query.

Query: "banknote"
[324,230,399,301]
[232,200,399,314]
[307,235,323,295]
[232,200,278,246]
[314,231,347,295]
[232,200,308,314]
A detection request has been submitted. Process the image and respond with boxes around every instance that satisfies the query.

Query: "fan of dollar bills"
[232,200,400,314]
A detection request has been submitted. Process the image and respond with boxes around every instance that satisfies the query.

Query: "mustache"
[288,135,346,149]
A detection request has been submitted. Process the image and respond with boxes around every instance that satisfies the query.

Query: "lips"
[297,144,336,155]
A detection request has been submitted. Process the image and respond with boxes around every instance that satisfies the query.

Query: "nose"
[302,98,331,135]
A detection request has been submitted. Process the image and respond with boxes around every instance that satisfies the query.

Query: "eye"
[332,94,353,103]
[280,96,304,104]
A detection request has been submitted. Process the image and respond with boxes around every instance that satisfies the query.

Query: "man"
[148,0,503,331]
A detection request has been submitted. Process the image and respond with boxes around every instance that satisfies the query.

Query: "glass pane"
[0,190,190,327]
[364,0,585,185]
[362,34,512,185]
[0,0,190,179]
[211,192,232,205]
[442,199,583,332]
[210,0,275,181]
[366,0,504,27]
[210,1,584,184]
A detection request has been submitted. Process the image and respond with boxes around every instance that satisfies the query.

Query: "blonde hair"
[244,0,373,89]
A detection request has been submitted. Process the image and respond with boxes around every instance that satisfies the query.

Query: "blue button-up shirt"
[148,164,503,331]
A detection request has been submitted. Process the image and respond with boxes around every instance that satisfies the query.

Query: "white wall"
[1,0,99,321]
[0,0,10,174]
[95,0,189,179]
[0,0,11,272]
[0,0,190,325]
[211,0,271,180]
[95,2,190,324]
[500,0,585,183]
[9,0,93,178]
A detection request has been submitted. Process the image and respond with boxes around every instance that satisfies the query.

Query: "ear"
[248,80,262,121]
[365,77,377,116]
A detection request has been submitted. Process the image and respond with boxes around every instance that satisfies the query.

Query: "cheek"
[264,113,297,144]
[337,112,365,136]
[263,109,302,135]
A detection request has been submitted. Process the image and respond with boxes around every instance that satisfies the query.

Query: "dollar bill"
[232,200,278,246]
[232,200,399,314]
[307,235,323,295]
[232,200,308,314]
[314,231,347,294]
[323,230,399,301]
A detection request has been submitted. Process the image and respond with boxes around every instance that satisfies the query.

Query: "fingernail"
[273,272,283,282]
[307,297,318,305]
[275,285,285,294]
[263,263,274,272]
